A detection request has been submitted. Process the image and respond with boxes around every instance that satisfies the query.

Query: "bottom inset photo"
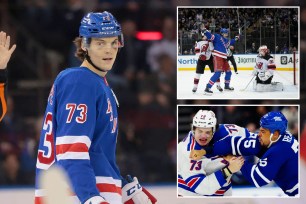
[177,105,299,197]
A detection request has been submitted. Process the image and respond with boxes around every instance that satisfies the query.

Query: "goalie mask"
[258,45,268,56]
[192,110,217,133]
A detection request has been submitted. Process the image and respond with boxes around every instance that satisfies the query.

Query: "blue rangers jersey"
[178,131,232,196]
[204,31,236,59]
[35,67,121,204]
[240,132,299,196]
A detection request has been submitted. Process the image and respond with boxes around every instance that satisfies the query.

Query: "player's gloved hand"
[84,196,109,204]
[122,175,157,204]
[235,35,240,41]
[252,69,257,76]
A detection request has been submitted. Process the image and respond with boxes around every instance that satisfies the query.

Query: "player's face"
[258,127,272,147]
[222,33,228,38]
[194,127,213,146]
[88,37,119,71]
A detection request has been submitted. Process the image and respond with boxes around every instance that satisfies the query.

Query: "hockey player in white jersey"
[192,33,223,93]
[178,110,244,196]
[252,45,283,92]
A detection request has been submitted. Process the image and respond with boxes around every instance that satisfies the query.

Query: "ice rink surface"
[177,70,299,100]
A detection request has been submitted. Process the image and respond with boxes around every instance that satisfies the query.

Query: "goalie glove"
[122,175,157,204]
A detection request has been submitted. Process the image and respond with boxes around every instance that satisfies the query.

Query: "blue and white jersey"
[35,67,121,204]
[178,131,232,196]
[241,132,299,196]
[211,124,261,157]
[204,31,236,59]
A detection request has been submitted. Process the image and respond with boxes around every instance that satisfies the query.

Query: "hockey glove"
[122,175,157,204]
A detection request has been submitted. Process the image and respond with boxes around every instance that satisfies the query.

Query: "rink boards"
[177,54,299,71]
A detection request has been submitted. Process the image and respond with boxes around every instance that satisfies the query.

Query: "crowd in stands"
[178,7,298,54]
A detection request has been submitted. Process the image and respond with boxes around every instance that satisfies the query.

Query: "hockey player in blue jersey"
[202,28,239,95]
[35,12,156,204]
[240,111,299,196]
[178,110,245,196]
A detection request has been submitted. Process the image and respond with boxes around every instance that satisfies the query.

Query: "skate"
[224,86,234,91]
[192,87,197,93]
[204,87,213,95]
[216,85,223,92]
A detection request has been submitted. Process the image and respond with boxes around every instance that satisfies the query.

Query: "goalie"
[252,45,283,92]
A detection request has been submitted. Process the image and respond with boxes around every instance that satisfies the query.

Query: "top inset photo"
[177,6,299,99]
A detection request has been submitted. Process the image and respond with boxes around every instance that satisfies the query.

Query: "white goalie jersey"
[177,131,232,196]
[254,55,276,82]
[194,40,214,61]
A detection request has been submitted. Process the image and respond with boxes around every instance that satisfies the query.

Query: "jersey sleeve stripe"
[56,135,91,148]
[56,143,89,154]
[231,136,236,155]
[285,183,299,193]
[236,137,244,155]
[56,152,90,160]
[250,165,260,188]
[210,35,215,41]
[255,166,271,184]
[34,197,43,204]
[97,183,122,195]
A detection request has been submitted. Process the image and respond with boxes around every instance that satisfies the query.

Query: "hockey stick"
[239,75,255,91]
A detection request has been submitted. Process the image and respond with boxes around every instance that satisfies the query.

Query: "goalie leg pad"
[253,81,283,92]
[271,82,284,91]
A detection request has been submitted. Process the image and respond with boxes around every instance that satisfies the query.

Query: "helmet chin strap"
[267,132,281,148]
[84,50,107,72]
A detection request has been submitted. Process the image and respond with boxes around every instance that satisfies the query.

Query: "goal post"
[293,51,299,86]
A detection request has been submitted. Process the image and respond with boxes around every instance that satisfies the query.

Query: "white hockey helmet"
[192,110,217,132]
[258,45,268,56]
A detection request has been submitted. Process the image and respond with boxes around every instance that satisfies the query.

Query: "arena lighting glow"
[136,31,163,40]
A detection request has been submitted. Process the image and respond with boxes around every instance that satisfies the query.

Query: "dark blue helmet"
[260,111,288,135]
[220,28,229,34]
[79,12,124,47]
